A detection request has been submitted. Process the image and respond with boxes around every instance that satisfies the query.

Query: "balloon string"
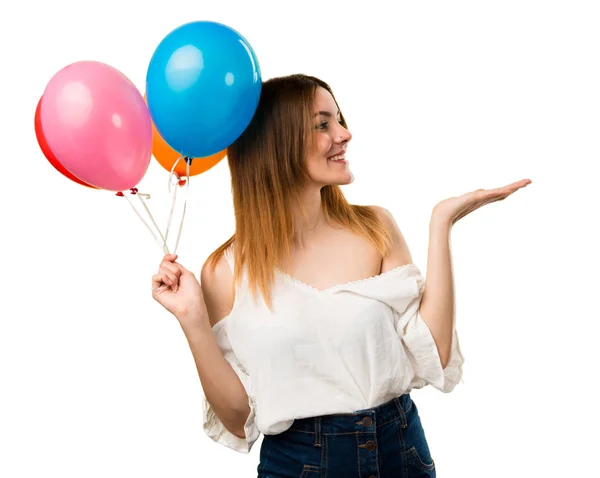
[136,193,170,254]
[163,155,184,252]
[163,185,178,248]
[167,155,184,194]
[121,191,170,255]
[173,158,191,255]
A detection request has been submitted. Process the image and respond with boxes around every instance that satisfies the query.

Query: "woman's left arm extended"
[422,178,533,368]
[419,217,454,368]
[376,178,532,370]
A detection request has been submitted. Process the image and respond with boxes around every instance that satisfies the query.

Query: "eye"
[315,121,328,130]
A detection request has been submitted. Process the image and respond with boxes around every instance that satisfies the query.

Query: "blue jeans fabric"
[256,393,436,477]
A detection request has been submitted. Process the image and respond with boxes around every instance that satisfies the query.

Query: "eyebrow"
[313,110,341,118]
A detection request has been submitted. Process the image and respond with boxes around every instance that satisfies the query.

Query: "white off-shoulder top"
[202,243,464,453]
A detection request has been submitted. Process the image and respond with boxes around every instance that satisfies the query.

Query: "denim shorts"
[256,393,436,477]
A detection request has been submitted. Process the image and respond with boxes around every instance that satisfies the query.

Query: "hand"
[151,254,207,328]
[432,178,532,226]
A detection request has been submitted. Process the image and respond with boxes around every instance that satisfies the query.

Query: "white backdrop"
[1,1,598,476]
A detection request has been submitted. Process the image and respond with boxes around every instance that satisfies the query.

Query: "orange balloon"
[151,121,227,177]
[144,94,227,178]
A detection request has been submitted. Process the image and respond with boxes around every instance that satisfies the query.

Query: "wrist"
[180,317,213,339]
[429,213,453,232]
[176,304,209,329]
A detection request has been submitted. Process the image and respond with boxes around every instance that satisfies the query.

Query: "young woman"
[151,74,531,477]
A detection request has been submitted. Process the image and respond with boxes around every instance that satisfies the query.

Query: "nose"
[337,127,352,144]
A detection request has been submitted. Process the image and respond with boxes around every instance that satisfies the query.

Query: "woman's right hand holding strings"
[152,254,208,331]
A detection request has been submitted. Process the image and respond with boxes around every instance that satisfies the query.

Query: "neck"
[292,185,326,246]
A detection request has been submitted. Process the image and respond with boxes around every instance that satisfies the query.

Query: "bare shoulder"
[200,252,235,328]
[368,205,414,271]
[368,205,395,225]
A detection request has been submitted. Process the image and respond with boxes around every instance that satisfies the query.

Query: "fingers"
[512,178,532,187]
[160,268,179,291]
[475,179,531,197]
[160,255,179,271]
[152,273,171,292]
[160,260,180,278]
[171,261,190,275]
[158,255,183,292]
[153,254,191,294]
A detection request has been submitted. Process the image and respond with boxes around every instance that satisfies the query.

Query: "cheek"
[317,136,333,155]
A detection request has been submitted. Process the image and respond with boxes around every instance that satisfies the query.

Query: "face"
[305,87,353,187]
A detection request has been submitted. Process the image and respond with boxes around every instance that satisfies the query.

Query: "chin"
[339,172,354,185]
[326,172,355,186]
[308,169,355,187]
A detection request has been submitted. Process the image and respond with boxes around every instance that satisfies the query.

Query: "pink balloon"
[40,61,152,191]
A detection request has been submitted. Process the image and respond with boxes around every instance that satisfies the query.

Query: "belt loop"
[393,396,408,429]
[314,416,322,447]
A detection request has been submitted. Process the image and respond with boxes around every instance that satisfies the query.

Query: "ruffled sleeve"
[342,264,464,393]
[393,265,464,393]
[399,297,465,393]
[202,321,261,453]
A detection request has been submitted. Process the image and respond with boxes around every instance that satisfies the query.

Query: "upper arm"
[370,205,414,273]
[200,253,235,328]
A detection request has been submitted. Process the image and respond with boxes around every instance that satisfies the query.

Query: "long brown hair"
[206,74,392,310]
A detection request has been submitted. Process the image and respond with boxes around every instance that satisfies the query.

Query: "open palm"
[433,179,532,226]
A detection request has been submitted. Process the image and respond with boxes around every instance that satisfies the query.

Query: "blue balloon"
[146,21,262,158]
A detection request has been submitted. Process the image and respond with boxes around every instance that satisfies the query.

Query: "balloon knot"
[130,187,139,195]
[178,179,187,187]
[116,191,124,197]
[184,157,193,165]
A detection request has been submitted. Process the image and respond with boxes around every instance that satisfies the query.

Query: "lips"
[327,149,346,159]
[327,150,346,160]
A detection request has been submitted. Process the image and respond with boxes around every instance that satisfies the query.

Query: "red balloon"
[34,97,97,189]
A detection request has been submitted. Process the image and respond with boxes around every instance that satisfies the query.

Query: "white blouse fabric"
[202,243,464,453]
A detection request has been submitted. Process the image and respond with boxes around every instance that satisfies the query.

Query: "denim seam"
[374,435,381,477]
[258,438,274,475]
[302,465,320,472]
[355,434,362,477]
[394,398,409,477]
[407,447,436,472]
[323,435,329,478]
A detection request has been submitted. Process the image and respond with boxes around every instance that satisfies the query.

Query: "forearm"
[181,321,251,438]
[419,217,455,368]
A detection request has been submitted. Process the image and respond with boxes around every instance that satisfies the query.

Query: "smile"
[327,153,347,162]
